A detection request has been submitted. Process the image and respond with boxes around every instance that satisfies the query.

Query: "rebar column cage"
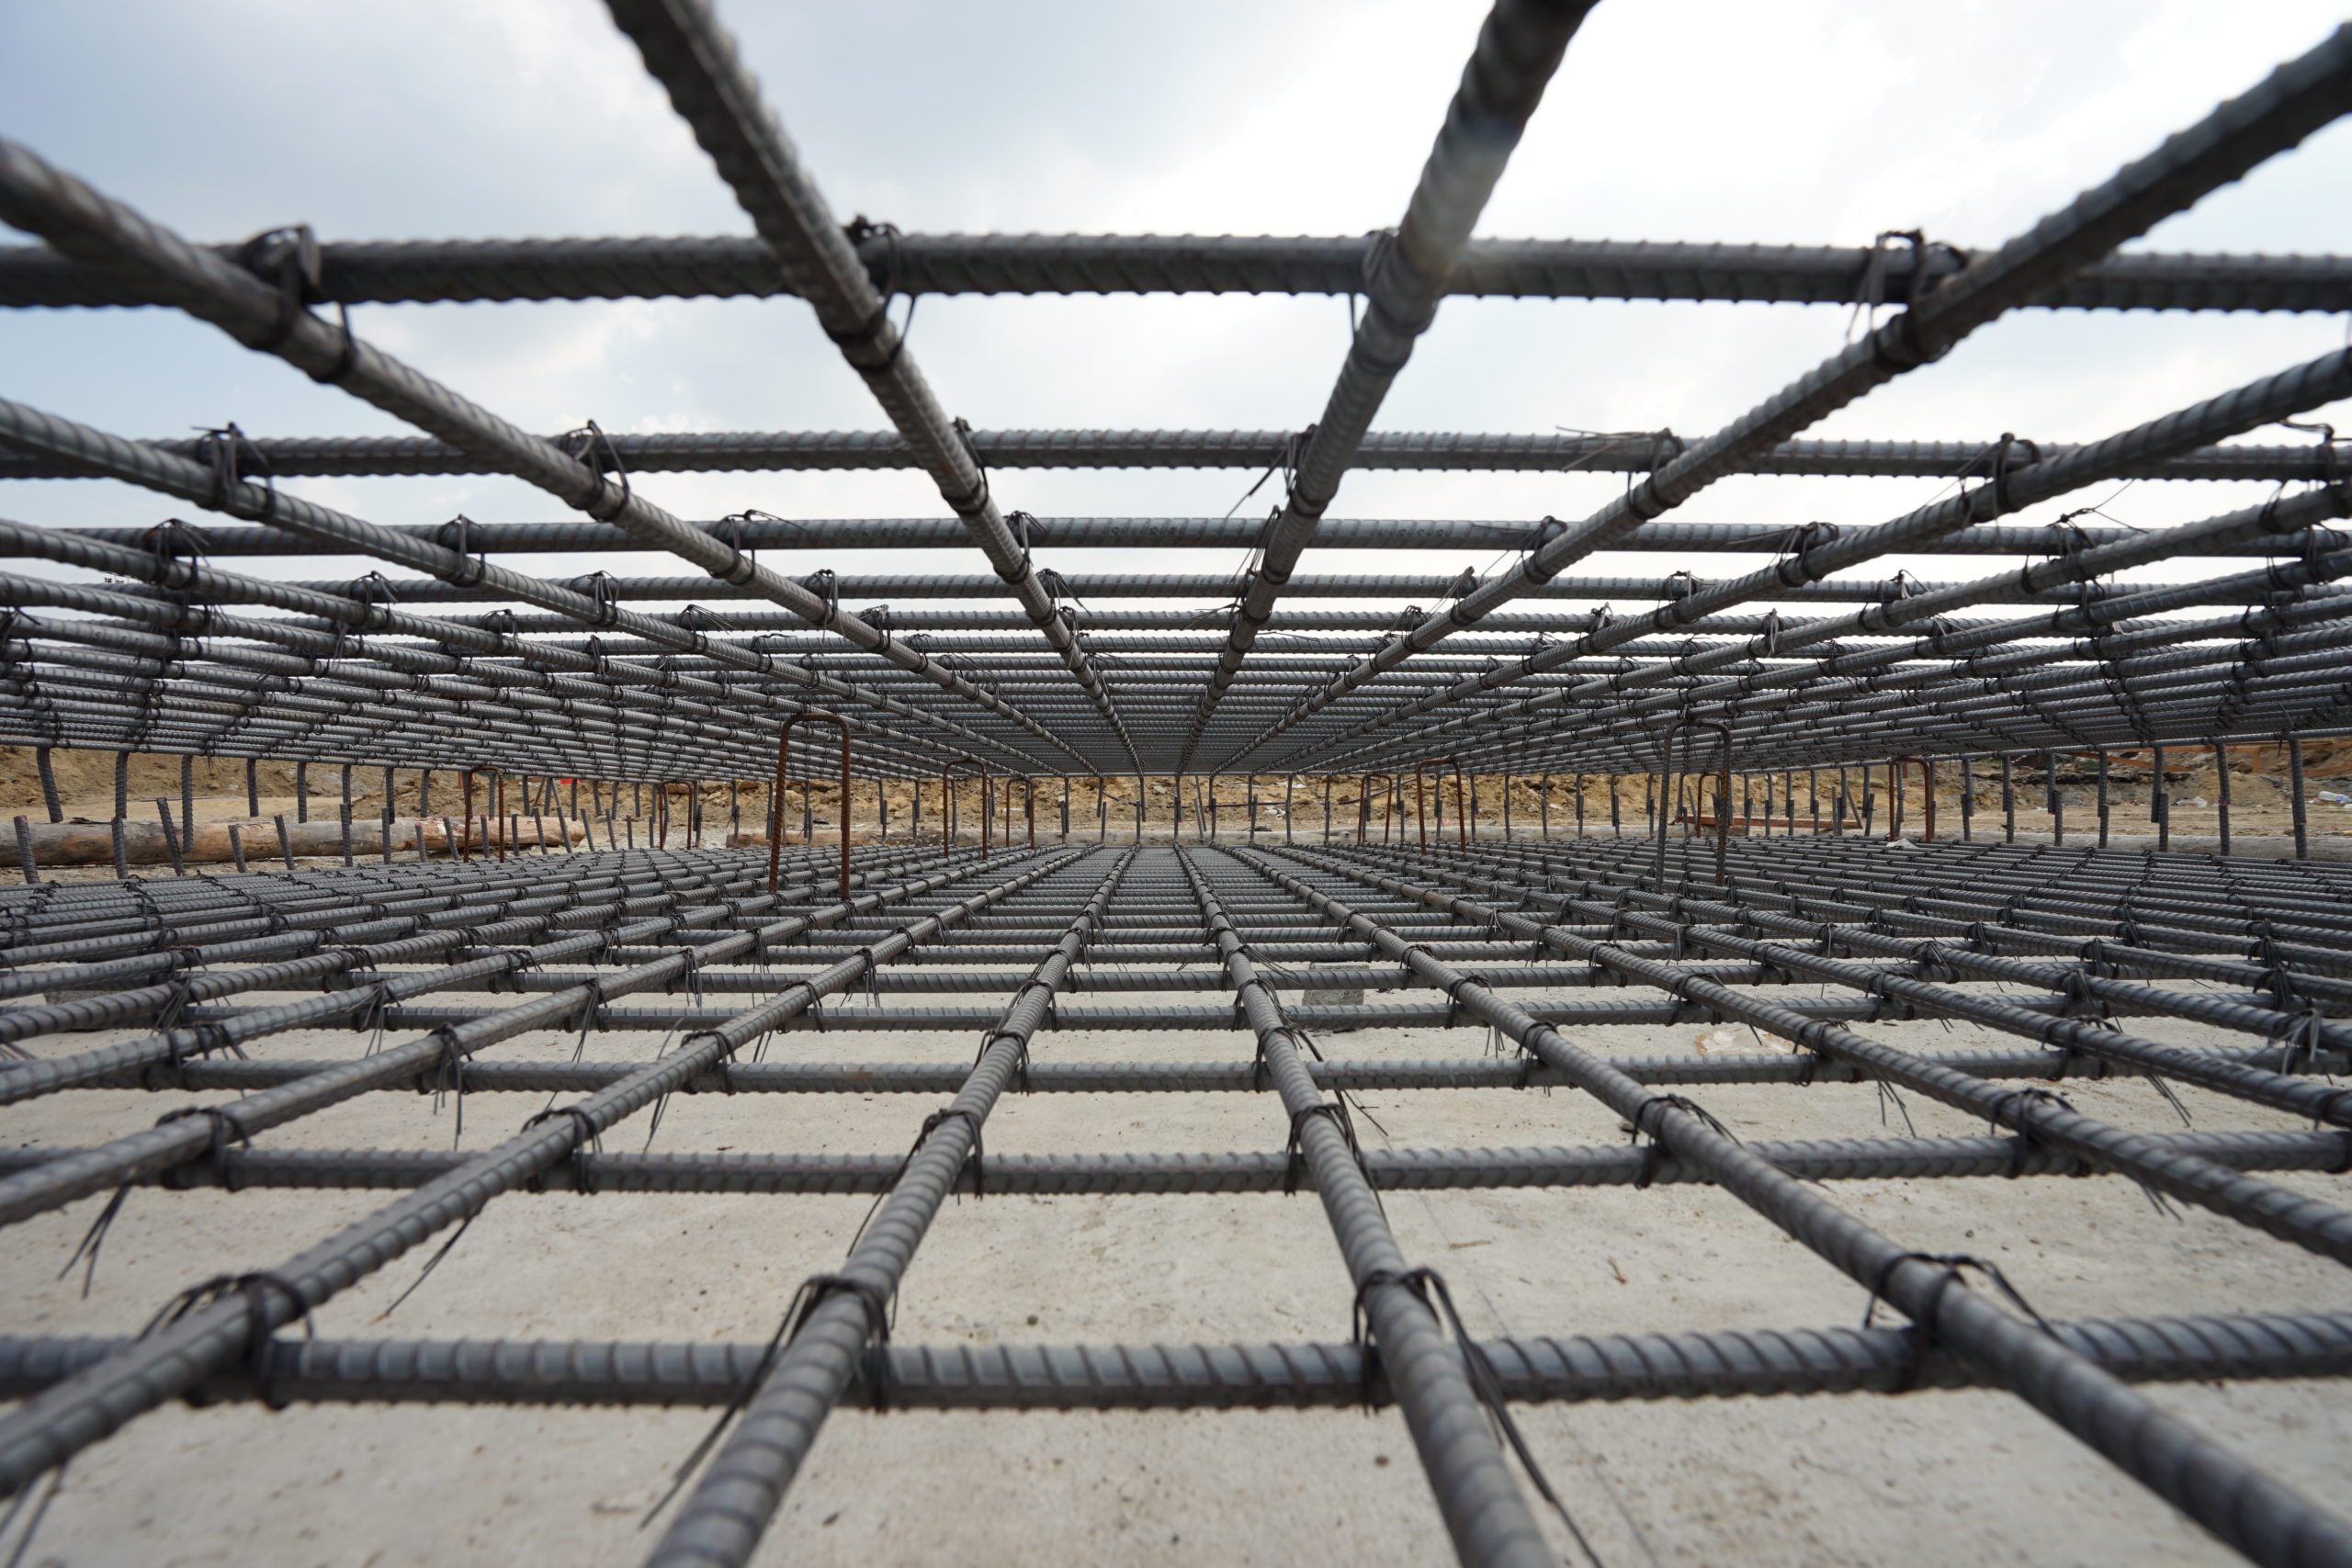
[767,711,851,898]
[942,760,993,860]
[1415,756,1470,851]
[1356,772,1401,845]
[1892,755,1937,841]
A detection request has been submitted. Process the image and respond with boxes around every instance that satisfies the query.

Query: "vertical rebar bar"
[14,815,38,885]
[2216,742,2233,854]
[2154,744,2170,852]
[154,798,184,875]
[1713,736,1732,884]
[2097,750,2110,848]
[35,748,62,824]
[2289,735,2309,859]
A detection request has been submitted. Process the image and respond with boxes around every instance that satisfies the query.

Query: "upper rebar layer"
[4,4,2352,1565]
[603,0,1138,773]
[1171,0,1595,767]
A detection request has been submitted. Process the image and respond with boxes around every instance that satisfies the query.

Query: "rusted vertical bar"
[2097,750,2111,847]
[36,748,62,823]
[772,712,852,898]
[1415,758,1468,851]
[154,799,185,875]
[2289,735,2309,859]
[2153,743,2171,852]
[943,761,992,861]
[2215,742,2233,854]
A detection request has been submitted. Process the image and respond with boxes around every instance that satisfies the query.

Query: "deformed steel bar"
[0,847,1084,1501]
[0,148,1086,772]
[8,232,2349,311]
[0,847,991,1220]
[209,567,2352,608]
[2,1307,2349,1411]
[639,848,1130,1568]
[0,597,967,790]
[1177,0,1593,761]
[0,464,1035,776]
[1367,839,2352,1088]
[3,429,2338,483]
[1412,834,2352,976]
[75,1039,2346,1099]
[1288,843,2352,1261]
[1179,846,1562,1568]
[167,986,2286,1040]
[5,1126,2338,1197]
[1325,496,2352,775]
[1227,844,2352,1566]
[0,850,948,1104]
[767,711,850,897]
[1459,574,2352,777]
[38,513,2352,559]
[1263,344,2352,768]
[1274,111,2352,768]
[604,0,1139,768]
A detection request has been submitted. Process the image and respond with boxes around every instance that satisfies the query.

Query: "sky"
[1,0,2349,613]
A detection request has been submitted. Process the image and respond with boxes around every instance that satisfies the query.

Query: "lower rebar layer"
[0,831,2347,1568]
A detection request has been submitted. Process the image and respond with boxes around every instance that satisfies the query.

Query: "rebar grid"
[4,2,2352,1562]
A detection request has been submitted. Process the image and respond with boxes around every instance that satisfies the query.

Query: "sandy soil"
[0,854,2347,1566]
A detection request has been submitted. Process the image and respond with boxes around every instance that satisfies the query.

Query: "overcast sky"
[2,0,2348,606]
